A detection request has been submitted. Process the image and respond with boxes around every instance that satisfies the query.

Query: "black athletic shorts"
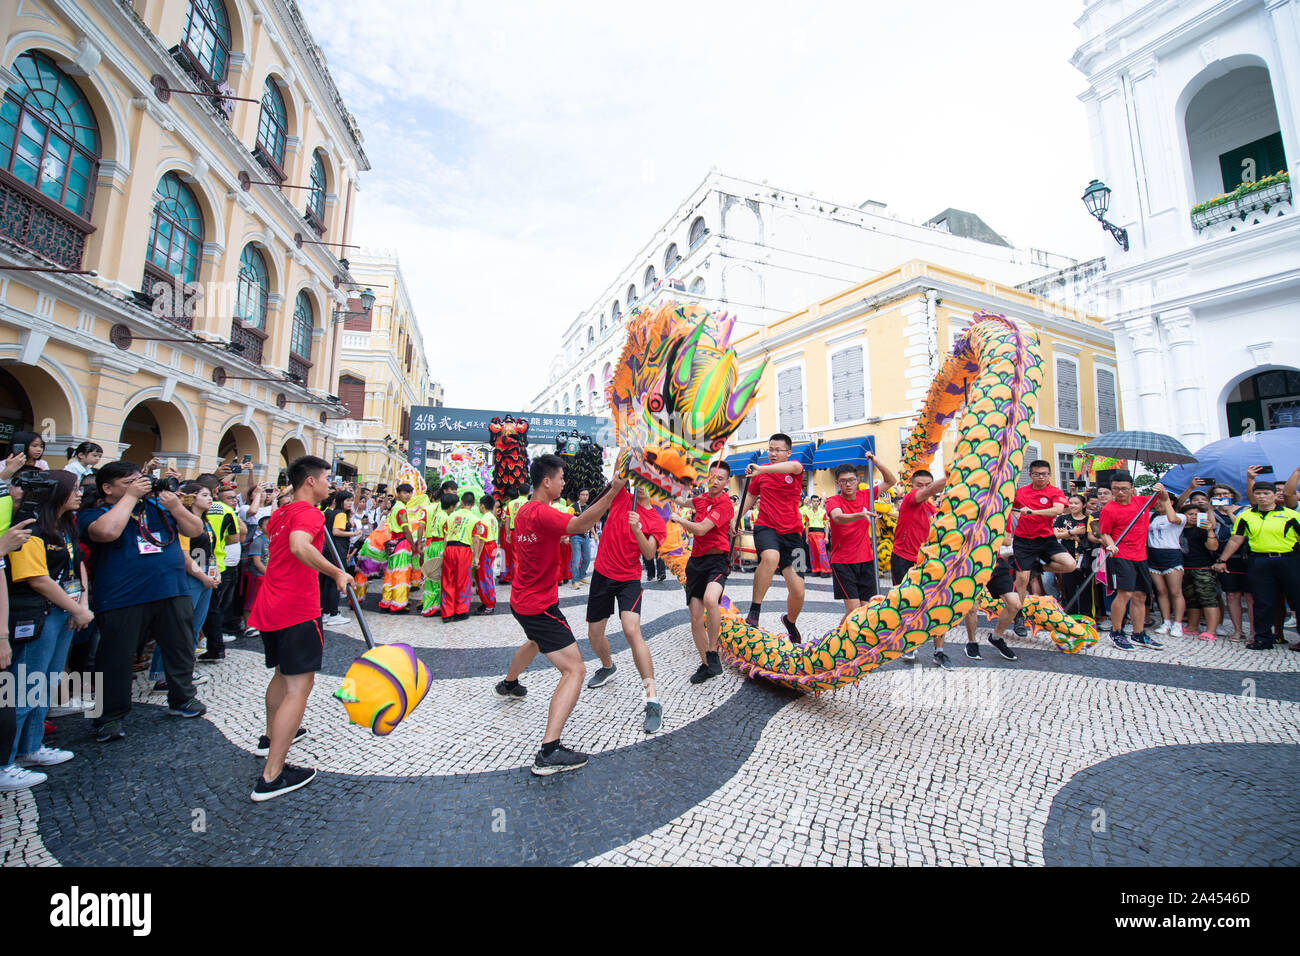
[986,560,1016,599]
[831,561,877,601]
[1012,535,1067,573]
[510,603,576,654]
[753,525,808,575]
[685,552,730,603]
[890,554,914,587]
[586,570,643,621]
[262,618,324,675]
[1108,557,1153,595]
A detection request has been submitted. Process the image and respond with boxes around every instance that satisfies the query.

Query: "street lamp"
[1081,179,1129,252]
[332,288,376,323]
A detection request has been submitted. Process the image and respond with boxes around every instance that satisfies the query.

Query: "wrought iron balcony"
[288,354,311,383]
[230,317,266,364]
[0,173,93,271]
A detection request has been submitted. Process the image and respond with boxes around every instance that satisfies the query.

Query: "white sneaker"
[192,672,209,686]
[0,764,47,791]
[1170,623,1184,637]
[222,633,239,643]
[48,699,93,718]
[16,746,73,767]
[323,613,349,626]
[1153,621,1171,635]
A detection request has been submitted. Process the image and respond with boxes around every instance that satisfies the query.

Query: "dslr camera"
[150,474,180,495]
[13,470,59,524]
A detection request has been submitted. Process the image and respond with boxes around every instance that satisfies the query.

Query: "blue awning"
[723,450,759,471]
[810,435,877,470]
[755,442,817,467]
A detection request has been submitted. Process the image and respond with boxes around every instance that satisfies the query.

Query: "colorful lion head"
[608,301,765,499]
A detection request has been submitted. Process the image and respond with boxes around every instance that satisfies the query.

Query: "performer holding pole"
[247,456,351,802]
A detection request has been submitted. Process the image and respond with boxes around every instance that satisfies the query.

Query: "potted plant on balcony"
[1191,170,1291,231]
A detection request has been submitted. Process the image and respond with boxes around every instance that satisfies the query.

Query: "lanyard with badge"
[58,531,83,599]
[135,499,174,555]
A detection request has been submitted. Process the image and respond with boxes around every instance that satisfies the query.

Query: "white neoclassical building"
[528,170,1080,433]
[1072,0,1300,446]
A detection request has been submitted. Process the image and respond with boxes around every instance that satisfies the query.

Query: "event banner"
[407,406,609,448]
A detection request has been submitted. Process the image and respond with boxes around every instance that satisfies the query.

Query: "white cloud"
[302,0,1102,410]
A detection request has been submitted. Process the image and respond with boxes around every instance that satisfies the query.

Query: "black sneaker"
[254,727,308,757]
[706,650,722,675]
[167,697,207,718]
[781,614,802,645]
[988,636,1018,661]
[151,679,168,693]
[1013,612,1027,638]
[196,651,224,664]
[95,721,125,743]
[689,662,717,685]
[495,679,527,699]
[932,650,953,670]
[655,573,666,582]
[250,764,317,802]
[965,642,982,660]
[531,743,589,776]
[587,664,617,689]
[1245,640,1273,650]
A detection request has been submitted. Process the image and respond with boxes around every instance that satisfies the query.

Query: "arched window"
[587,374,598,410]
[145,172,204,284]
[563,396,571,415]
[644,265,656,289]
[573,384,583,412]
[256,77,288,175]
[306,150,327,231]
[291,290,314,360]
[689,216,707,248]
[611,301,621,324]
[664,243,679,272]
[181,0,232,83]
[602,362,612,388]
[689,276,705,296]
[554,400,561,414]
[0,51,101,219]
[626,284,636,309]
[235,244,269,329]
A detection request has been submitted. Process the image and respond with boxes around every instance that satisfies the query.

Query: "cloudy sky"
[302,0,1103,410]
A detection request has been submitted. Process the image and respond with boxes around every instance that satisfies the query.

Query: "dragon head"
[608,301,765,500]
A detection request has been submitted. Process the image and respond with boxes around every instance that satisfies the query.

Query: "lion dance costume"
[379,462,425,612]
[612,305,1099,693]
[489,416,530,499]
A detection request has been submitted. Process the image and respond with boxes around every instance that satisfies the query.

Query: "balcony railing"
[230,318,266,364]
[167,45,234,125]
[141,263,193,330]
[288,354,311,382]
[1191,178,1292,236]
[0,172,93,270]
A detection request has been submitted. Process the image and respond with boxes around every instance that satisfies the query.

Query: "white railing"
[1191,181,1292,239]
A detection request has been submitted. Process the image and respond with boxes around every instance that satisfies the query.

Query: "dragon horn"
[673,317,710,390]
[717,313,736,350]
[726,356,767,423]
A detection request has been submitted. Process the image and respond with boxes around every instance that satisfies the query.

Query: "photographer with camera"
[77,461,207,742]
[3,470,92,770]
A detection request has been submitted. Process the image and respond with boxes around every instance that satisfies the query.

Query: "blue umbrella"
[1164,430,1300,498]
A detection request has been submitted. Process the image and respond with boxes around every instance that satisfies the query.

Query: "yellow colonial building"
[333,251,439,487]
[725,259,1123,497]
[0,0,369,480]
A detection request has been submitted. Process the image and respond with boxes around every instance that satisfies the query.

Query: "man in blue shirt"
[78,461,207,742]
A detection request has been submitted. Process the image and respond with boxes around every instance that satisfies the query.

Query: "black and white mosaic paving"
[4,573,1298,866]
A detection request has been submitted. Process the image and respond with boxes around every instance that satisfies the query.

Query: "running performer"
[738,433,806,642]
[584,482,667,732]
[472,494,498,615]
[246,455,351,802]
[891,469,945,664]
[669,460,735,684]
[494,454,624,775]
[825,455,897,619]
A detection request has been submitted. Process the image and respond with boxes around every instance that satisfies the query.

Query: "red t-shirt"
[509,500,574,614]
[691,492,734,555]
[1100,495,1155,560]
[248,501,325,632]
[595,487,666,582]
[893,489,937,563]
[750,469,803,534]
[1013,484,1068,538]
[825,487,881,563]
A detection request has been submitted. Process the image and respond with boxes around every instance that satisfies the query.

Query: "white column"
[1158,308,1207,449]
[1267,0,1300,178]
[1123,315,1169,434]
